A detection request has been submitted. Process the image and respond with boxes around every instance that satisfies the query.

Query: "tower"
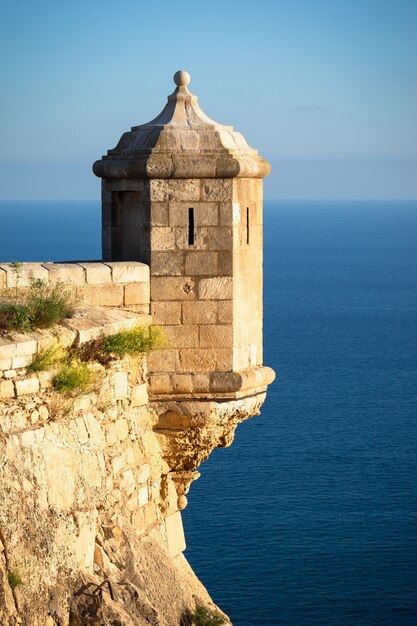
[93,70,274,402]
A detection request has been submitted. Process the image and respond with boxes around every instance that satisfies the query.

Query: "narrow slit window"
[246,206,250,245]
[188,207,195,245]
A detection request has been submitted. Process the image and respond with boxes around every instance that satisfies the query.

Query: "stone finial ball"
[174,70,191,87]
[177,495,188,510]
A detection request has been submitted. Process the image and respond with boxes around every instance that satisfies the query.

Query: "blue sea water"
[1,199,416,625]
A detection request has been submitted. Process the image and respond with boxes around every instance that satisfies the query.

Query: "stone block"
[0,357,12,370]
[15,377,40,396]
[138,486,149,507]
[151,277,195,301]
[137,463,151,483]
[164,325,199,348]
[170,374,193,394]
[194,202,219,226]
[147,349,178,372]
[217,251,233,275]
[124,282,150,305]
[178,348,232,372]
[182,301,217,325]
[37,371,53,389]
[78,263,112,285]
[198,277,232,300]
[168,203,188,226]
[0,262,49,287]
[0,339,16,359]
[199,325,233,348]
[220,201,236,225]
[14,338,37,356]
[151,251,184,276]
[150,179,200,202]
[217,300,233,323]
[42,263,85,285]
[165,511,186,557]
[106,262,149,283]
[192,373,210,392]
[151,227,176,250]
[106,423,119,447]
[131,383,148,407]
[148,373,171,394]
[151,202,169,226]
[112,372,128,399]
[114,418,129,441]
[207,227,232,251]
[201,179,233,202]
[151,302,181,325]
[175,227,208,250]
[21,429,37,449]
[80,284,124,307]
[185,251,218,275]
[12,354,33,369]
[0,379,15,399]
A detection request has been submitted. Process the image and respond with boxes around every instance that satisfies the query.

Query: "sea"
[1,199,416,626]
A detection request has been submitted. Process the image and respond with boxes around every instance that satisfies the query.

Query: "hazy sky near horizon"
[0,0,416,200]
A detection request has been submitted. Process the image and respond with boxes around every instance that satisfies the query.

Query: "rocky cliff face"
[0,309,270,626]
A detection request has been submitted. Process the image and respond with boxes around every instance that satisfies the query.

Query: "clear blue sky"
[0,0,416,200]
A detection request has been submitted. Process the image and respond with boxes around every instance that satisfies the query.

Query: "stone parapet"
[0,261,150,312]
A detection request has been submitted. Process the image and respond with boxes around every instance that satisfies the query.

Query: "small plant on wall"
[100,324,166,357]
[0,265,75,333]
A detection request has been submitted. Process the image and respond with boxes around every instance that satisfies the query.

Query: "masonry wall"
[0,311,225,626]
[0,261,150,312]
[232,178,263,370]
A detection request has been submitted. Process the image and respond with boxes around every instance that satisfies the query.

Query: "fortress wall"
[0,261,150,312]
[0,309,223,626]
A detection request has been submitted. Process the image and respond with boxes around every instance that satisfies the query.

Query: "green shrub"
[101,324,165,357]
[26,279,75,329]
[0,302,32,333]
[7,568,23,589]
[0,276,75,333]
[52,362,97,396]
[192,606,225,626]
[27,346,67,373]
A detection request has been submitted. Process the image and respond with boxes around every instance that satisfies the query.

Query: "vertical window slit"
[246,206,250,245]
[188,207,195,245]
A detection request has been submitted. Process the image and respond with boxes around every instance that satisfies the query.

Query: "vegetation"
[52,362,99,396]
[191,606,225,626]
[101,324,165,357]
[7,568,23,589]
[0,263,75,333]
[27,346,67,373]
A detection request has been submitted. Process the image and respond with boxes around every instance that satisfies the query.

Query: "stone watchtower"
[94,71,274,496]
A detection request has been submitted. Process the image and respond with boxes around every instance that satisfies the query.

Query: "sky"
[0,0,416,200]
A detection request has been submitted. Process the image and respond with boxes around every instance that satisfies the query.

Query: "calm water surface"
[1,199,416,625]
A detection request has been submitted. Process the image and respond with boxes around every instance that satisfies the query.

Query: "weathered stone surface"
[42,262,85,285]
[105,261,149,283]
[151,277,196,301]
[198,277,233,300]
[78,262,112,284]
[124,281,150,305]
[15,377,40,396]
[182,301,217,324]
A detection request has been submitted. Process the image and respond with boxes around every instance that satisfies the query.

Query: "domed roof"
[93,71,270,180]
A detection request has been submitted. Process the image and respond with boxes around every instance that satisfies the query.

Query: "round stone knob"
[174,70,191,87]
[177,495,188,510]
